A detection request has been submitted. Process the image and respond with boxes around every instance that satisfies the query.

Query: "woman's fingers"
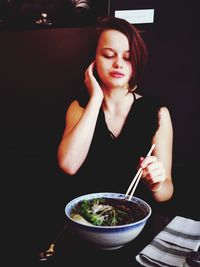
[84,61,95,82]
[84,61,103,99]
[87,61,95,75]
[140,155,157,168]
[140,156,166,188]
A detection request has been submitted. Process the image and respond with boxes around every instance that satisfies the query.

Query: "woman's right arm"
[57,62,104,175]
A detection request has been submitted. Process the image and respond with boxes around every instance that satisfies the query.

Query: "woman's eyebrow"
[101,48,130,53]
[101,47,115,52]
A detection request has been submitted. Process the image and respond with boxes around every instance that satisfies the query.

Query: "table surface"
[3,205,198,267]
[36,213,173,267]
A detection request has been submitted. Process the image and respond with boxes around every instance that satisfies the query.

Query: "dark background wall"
[0,1,199,249]
[0,26,93,209]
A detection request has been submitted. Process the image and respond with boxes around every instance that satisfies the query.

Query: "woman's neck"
[102,85,128,103]
[102,90,134,115]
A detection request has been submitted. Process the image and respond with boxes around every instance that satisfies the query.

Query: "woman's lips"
[109,71,125,78]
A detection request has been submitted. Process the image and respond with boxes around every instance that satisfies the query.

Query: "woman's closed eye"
[103,54,130,61]
[123,52,130,61]
[103,53,115,58]
[123,56,130,61]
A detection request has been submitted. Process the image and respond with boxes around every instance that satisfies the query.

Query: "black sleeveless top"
[71,94,162,204]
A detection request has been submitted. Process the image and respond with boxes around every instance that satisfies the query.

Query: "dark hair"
[92,16,148,89]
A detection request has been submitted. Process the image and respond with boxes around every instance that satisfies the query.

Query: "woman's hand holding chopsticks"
[126,144,156,200]
[125,143,171,202]
[139,155,166,193]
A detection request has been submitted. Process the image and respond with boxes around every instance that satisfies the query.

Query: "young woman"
[57,16,174,204]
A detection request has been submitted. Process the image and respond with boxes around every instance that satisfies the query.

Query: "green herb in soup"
[70,198,144,226]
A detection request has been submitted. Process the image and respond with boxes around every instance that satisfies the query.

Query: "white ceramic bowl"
[65,192,151,250]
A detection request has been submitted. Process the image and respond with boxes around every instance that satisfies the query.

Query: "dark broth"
[71,197,145,226]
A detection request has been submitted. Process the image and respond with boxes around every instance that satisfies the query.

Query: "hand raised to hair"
[84,61,104,100]
[139,156,166,192]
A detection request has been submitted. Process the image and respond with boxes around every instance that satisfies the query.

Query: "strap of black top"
[132,92,136,102]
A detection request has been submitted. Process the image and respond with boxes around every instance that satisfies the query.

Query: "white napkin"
[136,216,200,267]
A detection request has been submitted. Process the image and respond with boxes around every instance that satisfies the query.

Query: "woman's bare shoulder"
[67,99,84,113]
[156,106,173,136]
[158,106,172,123]
[66,100,84,125]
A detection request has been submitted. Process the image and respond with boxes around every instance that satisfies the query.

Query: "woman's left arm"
[140,107,174,202]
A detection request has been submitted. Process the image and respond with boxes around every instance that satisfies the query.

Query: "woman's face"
[95,29,133,90]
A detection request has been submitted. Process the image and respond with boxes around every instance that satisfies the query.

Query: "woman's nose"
[113,56,123,68]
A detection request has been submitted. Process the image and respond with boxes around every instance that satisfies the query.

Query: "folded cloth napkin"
[136,216,200,267]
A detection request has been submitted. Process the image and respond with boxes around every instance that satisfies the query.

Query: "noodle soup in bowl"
[65,192,151,250]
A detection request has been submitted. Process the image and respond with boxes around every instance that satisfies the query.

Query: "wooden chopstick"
[125,144,156,201]
[126,168,143,200]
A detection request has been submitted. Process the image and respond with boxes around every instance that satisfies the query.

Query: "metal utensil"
[39,223,68,261]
